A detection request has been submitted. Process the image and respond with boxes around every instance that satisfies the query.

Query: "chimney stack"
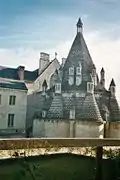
[39,52,50,75]
[17,66,25,80]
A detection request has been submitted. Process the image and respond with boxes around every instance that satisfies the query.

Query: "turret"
[109,78,116,96]
[100,67,105,88]
[76,18,83,34]
[92,64,97,86]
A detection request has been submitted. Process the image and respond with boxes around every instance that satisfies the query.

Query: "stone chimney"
[39,52,50,75]
[17,66,25,80]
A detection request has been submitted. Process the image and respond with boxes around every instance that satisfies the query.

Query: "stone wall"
[105,122,120,138]
[75,121,104,138]
[33,119,104,138]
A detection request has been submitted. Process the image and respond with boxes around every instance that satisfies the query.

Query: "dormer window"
[69,67,74,75]
[69,109,75,119]
[42,111,46,118]
[87,82,94,93]
[76,76,82,86]
[69,76,74,85]
[76,66,82,75]
[55,83,61,93]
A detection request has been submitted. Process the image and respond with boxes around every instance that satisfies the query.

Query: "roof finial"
[55,52,57,59]
[76,18,83,34]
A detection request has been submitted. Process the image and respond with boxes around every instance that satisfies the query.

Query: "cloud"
[0,29,120,102]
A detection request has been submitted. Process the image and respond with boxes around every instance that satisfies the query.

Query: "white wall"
[75,121,104,138]
[34,59,60,92]
[33,120,70,138]
[33,119,104,138]
[25,82,34,94]
[105,122,120,138]
[0,88,27,135]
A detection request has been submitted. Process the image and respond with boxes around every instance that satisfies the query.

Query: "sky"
[0,0,120,100]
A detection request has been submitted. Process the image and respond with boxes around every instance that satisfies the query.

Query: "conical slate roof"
[63,31,94,71]
[110,78,116,87]
[82,93,103,122]
[109,96,120,121]
[76,18,83,28]
[62,20,94,86]
[47,94,63,119]
[101,67,105,73]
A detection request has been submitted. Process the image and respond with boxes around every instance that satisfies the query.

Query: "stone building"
[0,53,60,137]
[32,18,120,138]
[0,79,28,137]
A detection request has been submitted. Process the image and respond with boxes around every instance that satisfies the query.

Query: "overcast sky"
[0,0,120,101]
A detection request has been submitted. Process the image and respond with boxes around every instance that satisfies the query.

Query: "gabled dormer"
[54,70,61,94]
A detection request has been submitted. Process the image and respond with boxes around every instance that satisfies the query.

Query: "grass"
[0,153,116,180]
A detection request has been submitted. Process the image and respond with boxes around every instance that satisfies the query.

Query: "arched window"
[69,67,74,75]
[69,109,75,119]
[87,82,94,93]
[69,76,74,85]
[55,83,61,93]
[76,76,82,86]
[42,111,46,118]
[76,66,82,75]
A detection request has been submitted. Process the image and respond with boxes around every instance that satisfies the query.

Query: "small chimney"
[17,66,25,80]
[39,52,50,75]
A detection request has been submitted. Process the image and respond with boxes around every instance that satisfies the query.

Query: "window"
[42,111,46,118]
[69,109,75,119]
[8,114,14,127]
[9,96,16,105]
[69,67,74,75]
[76,76,82,86]
[69,76,74,85]
[55,83,61,93]
[76,66,82,75]
[0,95,1,104]
[87,82,94,93]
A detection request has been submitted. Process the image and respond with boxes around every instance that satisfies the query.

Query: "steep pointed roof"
[76,18,83,28]
[101,67,105,73]
[110,78,116,87]
[82,93,103,122]
[62,20,94,75]
[47,94,63,119]
[109,97,120,121]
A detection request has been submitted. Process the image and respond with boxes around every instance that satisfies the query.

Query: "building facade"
[0,78,27,137]
[32,18,120,138]
[0,53,60,137]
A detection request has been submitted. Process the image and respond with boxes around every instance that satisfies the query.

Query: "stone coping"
[0,138,120,150]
